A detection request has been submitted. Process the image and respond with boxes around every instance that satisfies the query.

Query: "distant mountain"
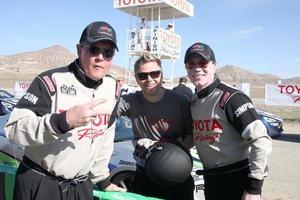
[0,45,298,87]
[0,45,129,77]
[216,65,299,85]
[217,65,276,84]
[0,45,76,73]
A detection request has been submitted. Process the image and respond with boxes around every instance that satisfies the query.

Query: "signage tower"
[113,0,194,86]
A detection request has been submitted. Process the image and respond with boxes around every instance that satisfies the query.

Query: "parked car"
[0,90,18,115]
[256,109,284,138]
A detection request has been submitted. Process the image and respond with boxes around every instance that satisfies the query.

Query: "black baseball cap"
[184,42,215,64]
[79,21,118,51]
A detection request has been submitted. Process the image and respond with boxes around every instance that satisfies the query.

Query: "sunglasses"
[136,70,161,81]
[85,45,115,59]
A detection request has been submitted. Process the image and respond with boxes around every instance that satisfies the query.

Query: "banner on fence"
[14,81,31,99]
[265,84,300,107]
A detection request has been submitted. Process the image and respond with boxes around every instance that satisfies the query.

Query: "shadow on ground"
[273,133,300,143]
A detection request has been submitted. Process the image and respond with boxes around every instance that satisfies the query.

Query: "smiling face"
[136,61,163,101]
[185,54,216,91]
[76,40,115,81]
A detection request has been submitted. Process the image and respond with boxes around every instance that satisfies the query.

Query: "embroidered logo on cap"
[98,26,113,37]
[191,43,204,52]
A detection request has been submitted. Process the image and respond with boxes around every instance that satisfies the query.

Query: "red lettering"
[292,95,300,103]
[195,132,220,144]
[278,85,284,94]
[278,85,300,95]
[204,119,210,131]
[92,114,110,126]
[118,0,154,6]
[296,86,300,94]
[286,85,294,94]
[211,119,222,131]
[194,120,203,131]
[78,128,105,140]
[193,119,223,131]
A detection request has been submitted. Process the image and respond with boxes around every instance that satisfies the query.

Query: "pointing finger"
[87,98,107,109]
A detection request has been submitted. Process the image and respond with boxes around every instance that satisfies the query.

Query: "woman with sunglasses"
[115,53,195,200]
[5,21,125,200]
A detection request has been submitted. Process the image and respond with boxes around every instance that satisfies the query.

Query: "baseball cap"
[79,21,118,51]
[184,42,215,64]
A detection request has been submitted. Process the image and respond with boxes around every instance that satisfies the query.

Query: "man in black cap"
[5,21,125,200]
[172,76,193,101]
[184,42,272,200]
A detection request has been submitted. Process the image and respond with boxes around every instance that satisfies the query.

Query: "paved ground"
[262,122,300,200]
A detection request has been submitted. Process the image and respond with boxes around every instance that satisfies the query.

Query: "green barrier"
[4,173,15,200]
[93,190,163,200]
[0,152,19,200]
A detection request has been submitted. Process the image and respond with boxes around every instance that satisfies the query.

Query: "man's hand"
[179,134,194,149]
[242,191,261,200]
[103,183,126,192]
[66,98,107,128]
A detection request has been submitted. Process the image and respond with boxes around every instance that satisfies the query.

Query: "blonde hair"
[134,53,162,74]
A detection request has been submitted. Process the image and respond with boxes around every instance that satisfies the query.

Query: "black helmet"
[144,142,193,187]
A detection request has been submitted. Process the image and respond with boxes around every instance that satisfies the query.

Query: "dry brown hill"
[0,45,76,73]
[0,45,299,88]
[216,65,280,85]
[0,45,130,88]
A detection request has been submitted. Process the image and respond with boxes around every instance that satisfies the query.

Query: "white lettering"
[23,92,38,105]
[234,103,253,117]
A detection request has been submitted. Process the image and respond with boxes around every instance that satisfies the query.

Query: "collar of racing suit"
[72,59,103,89]
[196,77,220,98]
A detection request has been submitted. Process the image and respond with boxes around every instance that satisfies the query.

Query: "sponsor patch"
[60,84,76,96]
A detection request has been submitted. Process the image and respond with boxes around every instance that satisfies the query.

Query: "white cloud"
[231,26,263,38]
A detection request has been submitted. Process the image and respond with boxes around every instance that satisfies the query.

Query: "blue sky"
[1,0,299,79]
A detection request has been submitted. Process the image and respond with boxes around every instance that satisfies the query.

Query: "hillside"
[0,45,129,88]
[216,65,278,84]
[0,45,299,88]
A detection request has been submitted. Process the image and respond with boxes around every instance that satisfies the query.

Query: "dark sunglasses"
[136,70,161,81]
[85,45,115,59]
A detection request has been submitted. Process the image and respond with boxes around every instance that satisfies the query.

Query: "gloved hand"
[103,183,126,192]
[137,138,156,149]
[133,138,156,167]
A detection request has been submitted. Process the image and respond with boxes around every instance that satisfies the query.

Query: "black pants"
[203,161,250,200]
[132,170,195,200]
[13,157,93,200]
